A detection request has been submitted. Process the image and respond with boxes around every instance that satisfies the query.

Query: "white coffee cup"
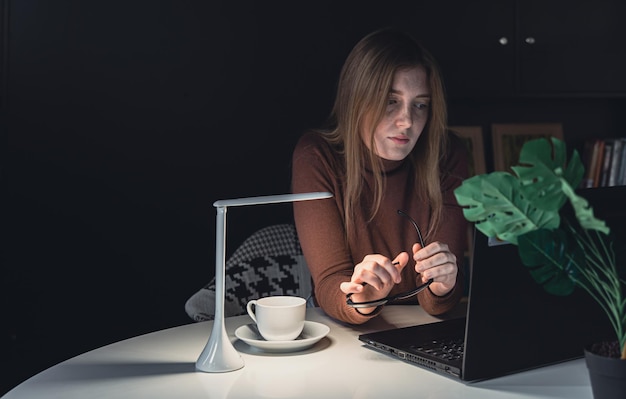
[246,296,306,341]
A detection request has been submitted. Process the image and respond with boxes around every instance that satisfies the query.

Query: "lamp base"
[195,320,244,372]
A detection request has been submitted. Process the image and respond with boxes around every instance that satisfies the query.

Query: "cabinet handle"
[499,37,508,45]
[525,37,536,44]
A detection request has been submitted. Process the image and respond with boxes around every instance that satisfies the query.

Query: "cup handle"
[246,300,258,324]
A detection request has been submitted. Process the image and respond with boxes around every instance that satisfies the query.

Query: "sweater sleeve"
[291,133,379,324]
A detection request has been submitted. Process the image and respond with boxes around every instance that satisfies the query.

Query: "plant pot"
[584,342,626,399]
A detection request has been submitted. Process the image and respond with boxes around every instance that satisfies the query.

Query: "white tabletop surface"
[2,303,594,399]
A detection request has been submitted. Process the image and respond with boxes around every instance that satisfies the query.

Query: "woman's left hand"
[412,241,457,296]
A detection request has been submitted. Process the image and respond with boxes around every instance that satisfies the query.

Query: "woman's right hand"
[340,252,409,313]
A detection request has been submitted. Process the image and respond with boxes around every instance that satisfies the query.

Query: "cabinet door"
[399,1,516,98]
[518,0,626,95]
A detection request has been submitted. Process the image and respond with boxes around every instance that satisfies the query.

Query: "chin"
[382,154,409,162]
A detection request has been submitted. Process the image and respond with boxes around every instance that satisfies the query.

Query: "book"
[591,140,605,188]
[600,139,613,187]
[580,140,597,188]
[608,138,624,187]
[618,138,626,186]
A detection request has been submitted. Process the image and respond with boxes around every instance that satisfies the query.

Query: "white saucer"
[235,321,330,353]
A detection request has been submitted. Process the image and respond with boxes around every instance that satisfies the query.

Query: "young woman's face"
[363,66,430,161]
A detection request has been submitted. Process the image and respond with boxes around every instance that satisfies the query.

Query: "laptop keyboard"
[411,338,465,361]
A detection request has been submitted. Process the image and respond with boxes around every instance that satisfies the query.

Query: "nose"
[396,106,412,129]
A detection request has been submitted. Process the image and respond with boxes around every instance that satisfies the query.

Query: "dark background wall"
[2,0,625,395]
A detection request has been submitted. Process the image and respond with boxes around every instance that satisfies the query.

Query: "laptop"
[358,188,621,382]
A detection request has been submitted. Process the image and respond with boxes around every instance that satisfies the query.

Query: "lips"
[389,136,410,145]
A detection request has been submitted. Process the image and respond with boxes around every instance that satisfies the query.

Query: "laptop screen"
[462,228,614,381]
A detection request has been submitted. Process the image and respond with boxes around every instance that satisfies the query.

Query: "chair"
[185,223,312,322]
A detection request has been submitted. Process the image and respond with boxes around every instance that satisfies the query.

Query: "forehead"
[390,66,429,94]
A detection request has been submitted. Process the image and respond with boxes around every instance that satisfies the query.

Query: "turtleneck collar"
[381,157,406,173]
[364,155,407,174]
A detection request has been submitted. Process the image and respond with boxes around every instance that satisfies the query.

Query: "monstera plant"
[453,137,625,361]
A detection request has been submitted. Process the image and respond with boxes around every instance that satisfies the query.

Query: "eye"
[414,102,429,110]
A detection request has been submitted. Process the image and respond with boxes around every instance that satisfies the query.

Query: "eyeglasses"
[346,210,433,308]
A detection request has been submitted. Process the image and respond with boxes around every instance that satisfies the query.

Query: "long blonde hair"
[320,28,448,241]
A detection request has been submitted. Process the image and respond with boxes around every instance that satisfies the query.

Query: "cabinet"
[518,0,626,95]
[401,0,626,98]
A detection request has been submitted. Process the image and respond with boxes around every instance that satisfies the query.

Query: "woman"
[291,28,469,324]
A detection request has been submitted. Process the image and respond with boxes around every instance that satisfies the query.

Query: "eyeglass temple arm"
[397,209,425,248]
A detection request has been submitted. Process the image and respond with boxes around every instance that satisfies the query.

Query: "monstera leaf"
[561,178,610,235]
[517,229,583,296]
[511,137,585,211]
[454,137,584,245]
[454,172,560,244]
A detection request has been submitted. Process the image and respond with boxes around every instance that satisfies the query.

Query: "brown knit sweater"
[291,131,469,324]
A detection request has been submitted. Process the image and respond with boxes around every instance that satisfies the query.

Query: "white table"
[2,304,594,399]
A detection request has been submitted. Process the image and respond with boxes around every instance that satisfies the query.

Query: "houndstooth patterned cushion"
[185,224,312,322]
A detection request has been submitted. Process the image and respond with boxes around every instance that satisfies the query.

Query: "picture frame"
[491,123,564,172]
[449,125,486,176]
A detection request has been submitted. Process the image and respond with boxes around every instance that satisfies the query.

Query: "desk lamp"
[196,191,333,372]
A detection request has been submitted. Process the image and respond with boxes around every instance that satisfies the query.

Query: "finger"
[417,258,457,283]
[353,262,386,289]
[392,251,409,267]
[412,242,423,257]
[340,281,365,295]
[391,252,410,283]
